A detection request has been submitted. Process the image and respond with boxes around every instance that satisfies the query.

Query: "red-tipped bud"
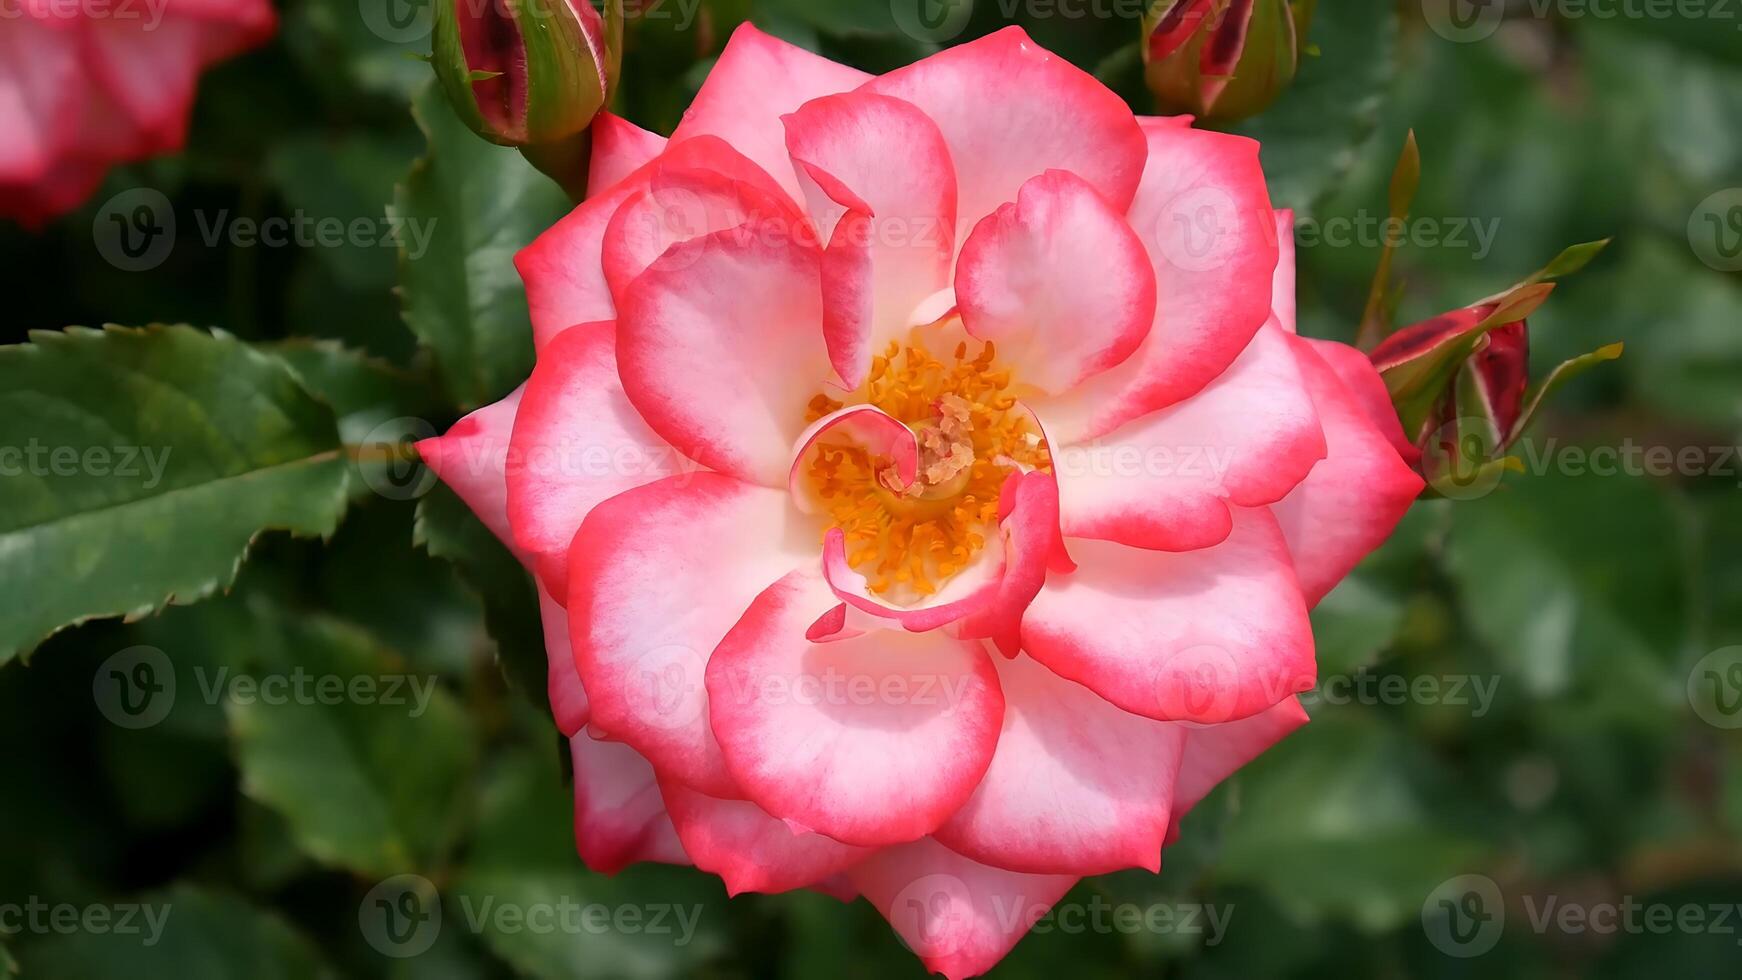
[1142,0,1311,122]
[433,0,614,148]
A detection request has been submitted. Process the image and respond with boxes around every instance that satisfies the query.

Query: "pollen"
[803,339,1051,601]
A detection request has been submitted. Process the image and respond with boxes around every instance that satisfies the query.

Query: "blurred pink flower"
[0,0,275,225]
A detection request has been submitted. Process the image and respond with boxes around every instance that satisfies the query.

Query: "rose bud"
[1371,284,1620,496]
[1142,0,1313,122]
[432,0,618,194]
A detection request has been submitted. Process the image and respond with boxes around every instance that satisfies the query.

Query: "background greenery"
[3,0,1740,977]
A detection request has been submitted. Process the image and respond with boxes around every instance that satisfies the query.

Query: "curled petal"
[1028,125,1278,443]
[783,92,958,388]
[865,26,1147,239]
[820,471,1059,642]
[706,571,1005,846]
[788,405,919,513]
[957,169,1155,395]
[670,24,869,206]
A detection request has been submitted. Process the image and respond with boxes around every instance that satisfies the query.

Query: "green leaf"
[11,885,329,980]
[392,83,572,412]
[1531,237,1612,284]
[264,132,421,292]
[1215,714,1486,931]
[415,483,549,713]
[1309,575,1407,677]
[221,601,478,877]
[0,325,349,664]
[1232,0,1398,215]
[267,339,441,442]
[1506,342,1625,446]
[268,339,445,504]
[452,746,727,980]
[1444,471,1685,725]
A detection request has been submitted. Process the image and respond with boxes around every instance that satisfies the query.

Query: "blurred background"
[3,0,1741,977]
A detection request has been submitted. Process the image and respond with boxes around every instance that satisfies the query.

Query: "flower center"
[804,339,1051,600]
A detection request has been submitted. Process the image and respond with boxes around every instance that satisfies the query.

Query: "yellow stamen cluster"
[804,339,1050,600]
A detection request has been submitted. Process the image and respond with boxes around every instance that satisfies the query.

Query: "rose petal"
[517,136,793,349]
[659,782,872,895]
[540,583,590,737]
[1052,324,1325,552]
[1027,125,1278,443]
[783,92,957,388]
[1171,696,1308,822]
[616,216,831,487]
[957,169,1155,395]
[506,322,684,596]
[849,837,1075,980]
[417,384,525,549]
[568,473,814,797]
[864,26,1147,239]
[670,23,869,206]
[706,571,1005,846]
[933,652,1187,875]
[571,733,689,873]
[588,111,668,196]
[602,157,806,309]
[1021,506,1315,723]
[1272,337,1423,605]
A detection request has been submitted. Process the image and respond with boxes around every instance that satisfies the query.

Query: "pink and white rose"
[420,24,1421,978]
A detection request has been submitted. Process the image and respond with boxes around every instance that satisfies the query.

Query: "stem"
[345,443,422,465]
[520,130,592,204]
